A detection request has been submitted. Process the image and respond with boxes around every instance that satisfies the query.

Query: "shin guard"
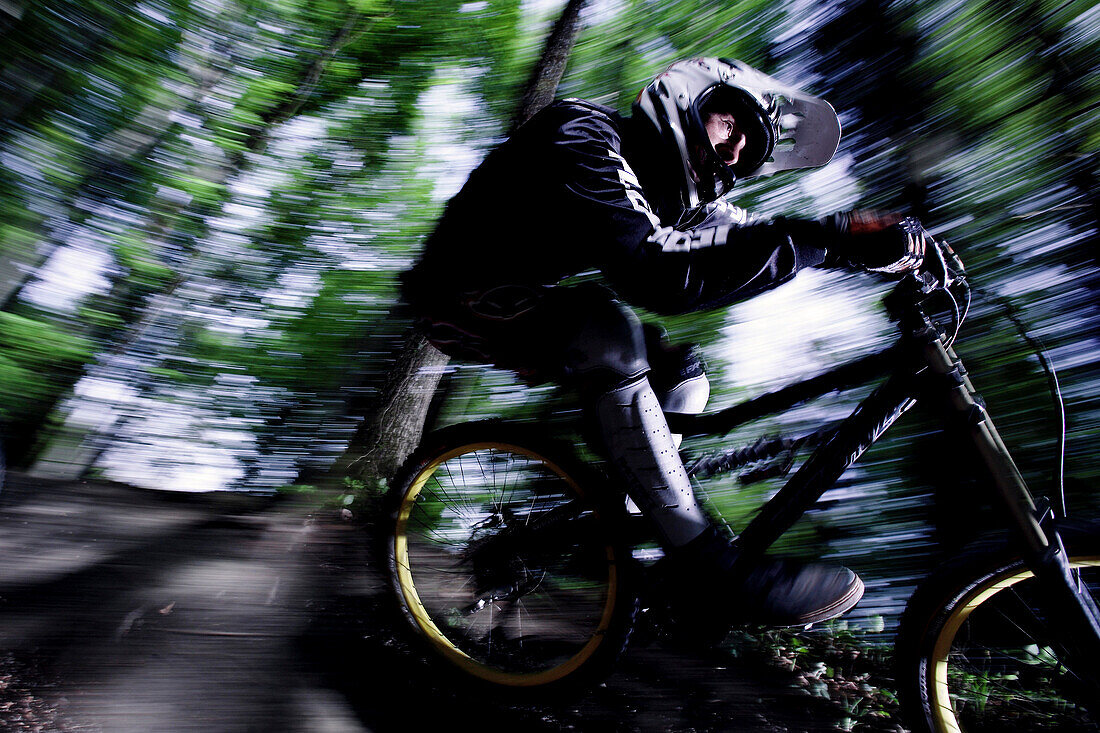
[596,375,709,547]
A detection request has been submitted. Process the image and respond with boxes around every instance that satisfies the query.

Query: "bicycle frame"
[667,275,1100,665]
[389,234,1100,716]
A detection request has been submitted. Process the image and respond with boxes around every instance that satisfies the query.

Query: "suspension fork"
[915,317,1048,552]
[915,315,1100,667]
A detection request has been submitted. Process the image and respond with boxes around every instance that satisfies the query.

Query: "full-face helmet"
[633,58,842,212]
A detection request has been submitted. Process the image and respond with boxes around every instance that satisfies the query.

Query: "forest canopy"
[1,0,1097,521]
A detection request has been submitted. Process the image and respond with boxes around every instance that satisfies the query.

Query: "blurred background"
[1,0,1097,625]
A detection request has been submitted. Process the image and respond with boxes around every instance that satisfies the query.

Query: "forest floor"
[0,473,908,732]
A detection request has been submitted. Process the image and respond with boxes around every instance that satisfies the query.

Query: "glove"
[826,211,926,273]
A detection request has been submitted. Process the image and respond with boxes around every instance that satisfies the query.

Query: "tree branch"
[511,0,588,132]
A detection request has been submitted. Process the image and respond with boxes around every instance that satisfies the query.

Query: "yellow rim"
[929,555,1100,733]
[393,441,619,687]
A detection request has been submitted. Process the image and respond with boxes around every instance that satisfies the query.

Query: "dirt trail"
[0,474,855,732]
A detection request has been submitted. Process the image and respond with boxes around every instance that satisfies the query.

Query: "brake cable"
[921,232,1064,516]
[973,286,1069,519]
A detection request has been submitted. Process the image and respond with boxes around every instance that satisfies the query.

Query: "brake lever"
[916,229,953,291]
[939,238,966,279]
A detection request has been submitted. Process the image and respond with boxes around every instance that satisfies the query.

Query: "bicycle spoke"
[394,437,625,684]
[425,471,466,518]
[449,458,477,516]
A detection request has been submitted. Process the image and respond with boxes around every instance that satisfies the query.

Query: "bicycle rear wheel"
[896,520,1100,732]
[385,422,636,691]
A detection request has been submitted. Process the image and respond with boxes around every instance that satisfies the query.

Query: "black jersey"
[403,99,837,316]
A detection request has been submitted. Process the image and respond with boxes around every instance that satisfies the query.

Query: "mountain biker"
[401,57,925,626]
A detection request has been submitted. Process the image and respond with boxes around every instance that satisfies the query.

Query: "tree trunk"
[337,0,589,488]
[329,329,449,485]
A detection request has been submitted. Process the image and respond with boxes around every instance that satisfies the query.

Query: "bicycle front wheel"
[896,520,1100,732]
[385,422,636,691]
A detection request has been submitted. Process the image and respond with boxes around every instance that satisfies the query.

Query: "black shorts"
[412,281,703,391]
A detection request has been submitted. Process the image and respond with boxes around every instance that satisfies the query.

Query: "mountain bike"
[382,235,1100,732]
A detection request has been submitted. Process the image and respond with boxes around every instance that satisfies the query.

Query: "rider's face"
[704,112,747,168]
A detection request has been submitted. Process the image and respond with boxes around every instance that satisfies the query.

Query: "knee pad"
[552,286,649,383]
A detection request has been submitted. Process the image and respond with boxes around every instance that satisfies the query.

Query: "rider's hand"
[830,211,926,274]
[848,210,901,235]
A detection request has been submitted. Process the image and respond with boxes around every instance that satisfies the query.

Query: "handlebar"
[886,231,971,342]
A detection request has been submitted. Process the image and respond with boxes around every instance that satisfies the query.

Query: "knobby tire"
[896,518,1100,733]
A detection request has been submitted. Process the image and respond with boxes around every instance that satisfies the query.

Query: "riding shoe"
[668,526,865,627]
